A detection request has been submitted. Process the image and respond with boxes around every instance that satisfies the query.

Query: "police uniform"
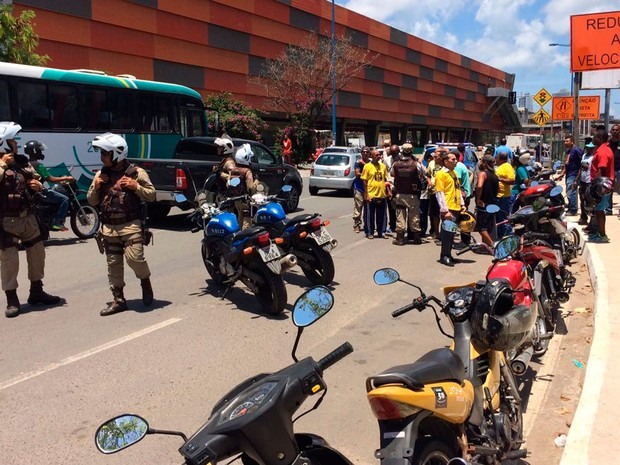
[391,154,422,245]
[87,160,155,315]
[0,156,60,317]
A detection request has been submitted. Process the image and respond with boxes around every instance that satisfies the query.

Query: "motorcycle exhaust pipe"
[279,253,297,272]
[510,346,534,376]
[330,238,338,249]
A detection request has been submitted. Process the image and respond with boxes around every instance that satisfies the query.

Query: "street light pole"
[331,0,337,146]
[549,43,579,142]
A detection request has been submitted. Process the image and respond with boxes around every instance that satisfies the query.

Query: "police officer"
[390,143,423,245]
[0,122,61,317]
[230,143,256,229]
[87,132,156,316]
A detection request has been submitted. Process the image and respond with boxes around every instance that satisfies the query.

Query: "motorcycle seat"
[284,214,316,226]
[365,348,465,392]
[233,226,264,241]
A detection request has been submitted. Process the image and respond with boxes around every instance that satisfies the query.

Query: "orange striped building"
[12,0,519,146]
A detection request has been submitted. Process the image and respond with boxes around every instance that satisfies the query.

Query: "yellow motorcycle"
[368,261,533,464]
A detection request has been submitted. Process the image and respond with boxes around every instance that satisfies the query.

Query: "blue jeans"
[496,196,513,238]
[365,198,386,236]
[566,175,578,213]
[40,189,69,226]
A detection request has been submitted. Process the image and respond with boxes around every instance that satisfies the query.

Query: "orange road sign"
[551,96,601,120]
[533,88,552,106]
[571,11,620,72]
[533,108,551,126]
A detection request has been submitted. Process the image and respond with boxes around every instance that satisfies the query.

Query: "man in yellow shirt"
[495,152,515,237]
[361,149,389,239]
[435,151,465,266]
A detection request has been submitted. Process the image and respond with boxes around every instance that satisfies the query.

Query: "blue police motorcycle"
[188,188,296,315]
[249,185,337,286]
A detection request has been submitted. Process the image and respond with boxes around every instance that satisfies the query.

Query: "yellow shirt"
[496,163,515,198]
[435,168,461,211]
[361,162,388,199]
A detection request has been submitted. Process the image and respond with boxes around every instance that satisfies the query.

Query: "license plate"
[323,170,335,177]
[258,243,281,262]
[310,227,332,246]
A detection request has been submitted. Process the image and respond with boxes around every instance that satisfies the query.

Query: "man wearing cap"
[390,143,422,245]
[510,148,531,213]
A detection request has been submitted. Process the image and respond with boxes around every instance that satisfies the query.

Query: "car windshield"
[316,154,350,166]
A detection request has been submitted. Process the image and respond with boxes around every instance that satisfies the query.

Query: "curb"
[559,233,608,464]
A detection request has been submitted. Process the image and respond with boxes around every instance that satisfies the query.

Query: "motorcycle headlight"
[217,381,279,426]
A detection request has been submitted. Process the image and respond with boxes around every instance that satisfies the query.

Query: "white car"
[309,151,361,196]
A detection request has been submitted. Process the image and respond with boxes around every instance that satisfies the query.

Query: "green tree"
[205,92,267,141]
[250,33,375,161]
[0,5,49,66]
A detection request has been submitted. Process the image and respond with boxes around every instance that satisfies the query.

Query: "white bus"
[0,62,208,189]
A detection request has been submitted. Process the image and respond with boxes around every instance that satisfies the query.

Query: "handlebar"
[392,302,417,317]
[392,296,437,317]
[316,342,354,373]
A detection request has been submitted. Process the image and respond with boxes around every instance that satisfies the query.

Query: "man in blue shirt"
[352,147,369,233]
[555,135,582,215]
[494,138,513,162]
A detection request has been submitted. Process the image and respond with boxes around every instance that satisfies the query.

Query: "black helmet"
[471,280,535,351]
[585,177,613,213]
[24,140,46,160]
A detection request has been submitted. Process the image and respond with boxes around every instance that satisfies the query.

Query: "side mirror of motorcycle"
[550,185,563,196]
[441,219,459,233]
[530,181,539,187]
[532,196,547,212]
[373,268,400,285]
[485,204,500,214]
[281,185,293,193]
[228,177,241,187]
[493,235,520,260]
[291,286,334,362]
[95,414,149,454]
[175,193,188,203]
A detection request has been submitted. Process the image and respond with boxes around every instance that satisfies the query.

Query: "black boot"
[411,232,422,245]
[392,232,406,246]
[5,290,20,318]
[101,287,128,316]
[141,278,153,306]
[27,280,61,306]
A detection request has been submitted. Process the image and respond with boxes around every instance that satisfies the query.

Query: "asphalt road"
[0,187,583,465]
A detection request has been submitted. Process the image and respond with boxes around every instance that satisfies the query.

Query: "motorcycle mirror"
[228,177,241,187]
[550,185,563,196]
[530,181,539,187]
[373,268,400,285]
[532,197,547,212]
[195,191,207,205]
[175,193,188,203]
[95,414,149,454]
[441,219,459,233]
[485,204,500,214]
[281,185,292,193]
[256,183,265,193]
[292,286,334,328]
[493,235,520,260]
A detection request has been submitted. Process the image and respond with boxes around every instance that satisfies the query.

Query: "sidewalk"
[560,197,620,464]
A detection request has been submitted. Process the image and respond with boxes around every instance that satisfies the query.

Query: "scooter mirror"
[373,268,399,285]
[256,183,265,193]
[175,193,188,203]
[281,185,292,193]
[485,204,500,214]
[530,181,539,187]
[95,414,149,454]
[441,219,459,233]
[550,185,563,196]
[228,177,241,187]
[292,286,334,328]
[493,235,520,260]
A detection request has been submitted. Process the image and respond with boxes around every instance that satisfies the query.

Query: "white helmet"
[92,132,128,162]
[235,143,253,166]
[0,121,22,151]
[215,137,234,155]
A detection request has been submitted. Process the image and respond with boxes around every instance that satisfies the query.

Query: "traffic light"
[508,91,517,104]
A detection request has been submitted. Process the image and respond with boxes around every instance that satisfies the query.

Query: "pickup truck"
[129,137,304,220]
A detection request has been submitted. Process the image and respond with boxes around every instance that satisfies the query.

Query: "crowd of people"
[351,125,620,266]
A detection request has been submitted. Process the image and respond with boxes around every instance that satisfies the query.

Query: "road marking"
[333,237,366,256]
[0,318,182,391]
[338,213,353,219]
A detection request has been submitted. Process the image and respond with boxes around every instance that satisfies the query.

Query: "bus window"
[83,88,109,130]
[154,95,174,132]
[137,93,155,132]
[17,81,50,129]
[108,90,133,131]
[0,80,10,120]
[180,107,205,137]
[49,84,79,129]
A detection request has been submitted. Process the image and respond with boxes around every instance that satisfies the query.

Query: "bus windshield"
[0,62,209,188]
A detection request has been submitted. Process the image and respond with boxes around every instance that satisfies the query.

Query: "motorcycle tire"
[249,262,287,315]
[500,361,524,452]
[203,243,226,285]
[412,439,457,465]
[70,205,100,239]
[540,272,558,331]
[564,228,581,261]
[299,241,335,286]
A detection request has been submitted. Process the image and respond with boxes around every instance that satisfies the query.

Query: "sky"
[337,0,620,120]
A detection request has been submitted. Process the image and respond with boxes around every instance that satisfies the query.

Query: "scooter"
[250,184,337,286]
[95,286,355,465]
[34,180,100,239]
[369,260,530,465]
[188,192,296,315]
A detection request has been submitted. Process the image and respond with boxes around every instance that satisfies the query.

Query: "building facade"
[12,0,519,146]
